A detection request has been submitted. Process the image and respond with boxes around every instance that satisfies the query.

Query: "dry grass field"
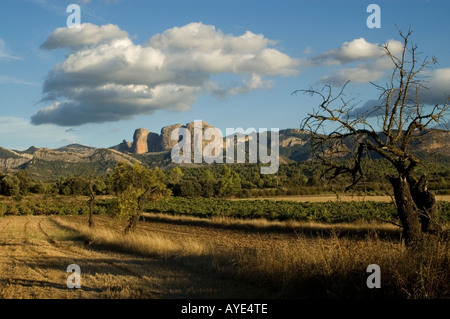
[1,211,449,299]
[0,215,272,299]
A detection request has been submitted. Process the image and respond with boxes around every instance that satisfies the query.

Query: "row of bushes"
[0,197,108,217]
[2,195,450,225]
[147,197,450,224]
[148,197,392,223]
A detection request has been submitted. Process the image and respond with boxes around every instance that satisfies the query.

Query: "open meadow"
[1,199,449,299]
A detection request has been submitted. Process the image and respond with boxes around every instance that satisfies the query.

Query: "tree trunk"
[408,175,441,235]
[88,204,95,227]
[88,195,95,228]
[387,175,423,247]
[124,211,141,234]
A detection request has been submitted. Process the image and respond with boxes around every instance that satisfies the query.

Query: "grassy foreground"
[56,214,450,299]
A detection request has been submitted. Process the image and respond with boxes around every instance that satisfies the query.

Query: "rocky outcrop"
[147,132,162,152]
[129,121,221,154]
[160,124,183,151]
[131,128,150,154]
[185,121,216,151]
[0,158,30,170]
[115,140,132,153]
[280,137,305,148]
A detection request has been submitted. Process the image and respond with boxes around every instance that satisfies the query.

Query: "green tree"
[111,162,171,233]
[14,171,32,195]
[167,166,184,185]
[177,179,202,197]
[0,174,20,197]
[200,169,217,197]
[58,176,89,196]
[218,166,241,197]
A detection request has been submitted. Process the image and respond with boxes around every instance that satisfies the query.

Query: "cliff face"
[160,124,183,151]
[131,128,150,154]
[128,121,218,154]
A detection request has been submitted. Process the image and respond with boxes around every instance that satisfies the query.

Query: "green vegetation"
[1,157,449,197]
[23,159,118,181]
[110,162,171,233]
[3,194,448,226]
[147,196,450,224]
[0,159,449,229]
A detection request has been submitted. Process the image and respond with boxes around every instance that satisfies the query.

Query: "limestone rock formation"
[160,124,183,151]
[128,121,221,154]
[131,128,150,154]
[116,140,132,153]
[147,132,162,152]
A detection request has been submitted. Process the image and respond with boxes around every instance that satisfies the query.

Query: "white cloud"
[40,23,129,51]
[420,68,450,105]
[311,38,404,85]
[320,58,390,85]
[32,22,300,126]
[311,38,402,66]
[347,68,450,119]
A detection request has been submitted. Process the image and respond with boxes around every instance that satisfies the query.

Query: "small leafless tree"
[297,28,449,246]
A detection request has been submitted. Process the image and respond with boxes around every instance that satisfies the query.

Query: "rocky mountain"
[0,144,142,180]
[0,121,449,181]
[113,121,217,154]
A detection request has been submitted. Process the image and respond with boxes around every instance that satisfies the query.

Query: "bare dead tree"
[296,28,449,247]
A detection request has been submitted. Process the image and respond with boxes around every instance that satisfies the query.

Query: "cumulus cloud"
[310,38,448,119]
[347,68,450,119]
[321,65,385,85]
[420,68,450,105]
[40,23,129,51]
[309,38,403,85]
[33,22,299,126]
[310,38,401,66]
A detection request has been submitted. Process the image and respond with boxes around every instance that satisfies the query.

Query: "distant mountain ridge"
[1,121,449,180]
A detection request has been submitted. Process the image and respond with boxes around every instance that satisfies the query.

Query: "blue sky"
[0,0,449,150]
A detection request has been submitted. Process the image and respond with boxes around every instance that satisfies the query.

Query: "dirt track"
[0,215,272,299]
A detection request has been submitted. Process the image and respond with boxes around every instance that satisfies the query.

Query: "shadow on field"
[5,278,102,293]
[140,213,403,241]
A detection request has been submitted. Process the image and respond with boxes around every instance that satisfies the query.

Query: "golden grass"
[54,217,208,259]
[54,215,450,299]
[143,212,401,235]
[238,233,450,298]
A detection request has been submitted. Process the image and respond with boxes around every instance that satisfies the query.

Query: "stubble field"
[0,205,449,299]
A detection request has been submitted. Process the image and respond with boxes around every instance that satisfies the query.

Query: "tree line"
[1,158,449,199]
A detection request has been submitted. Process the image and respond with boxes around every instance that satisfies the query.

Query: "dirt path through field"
[0,215,266,299]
